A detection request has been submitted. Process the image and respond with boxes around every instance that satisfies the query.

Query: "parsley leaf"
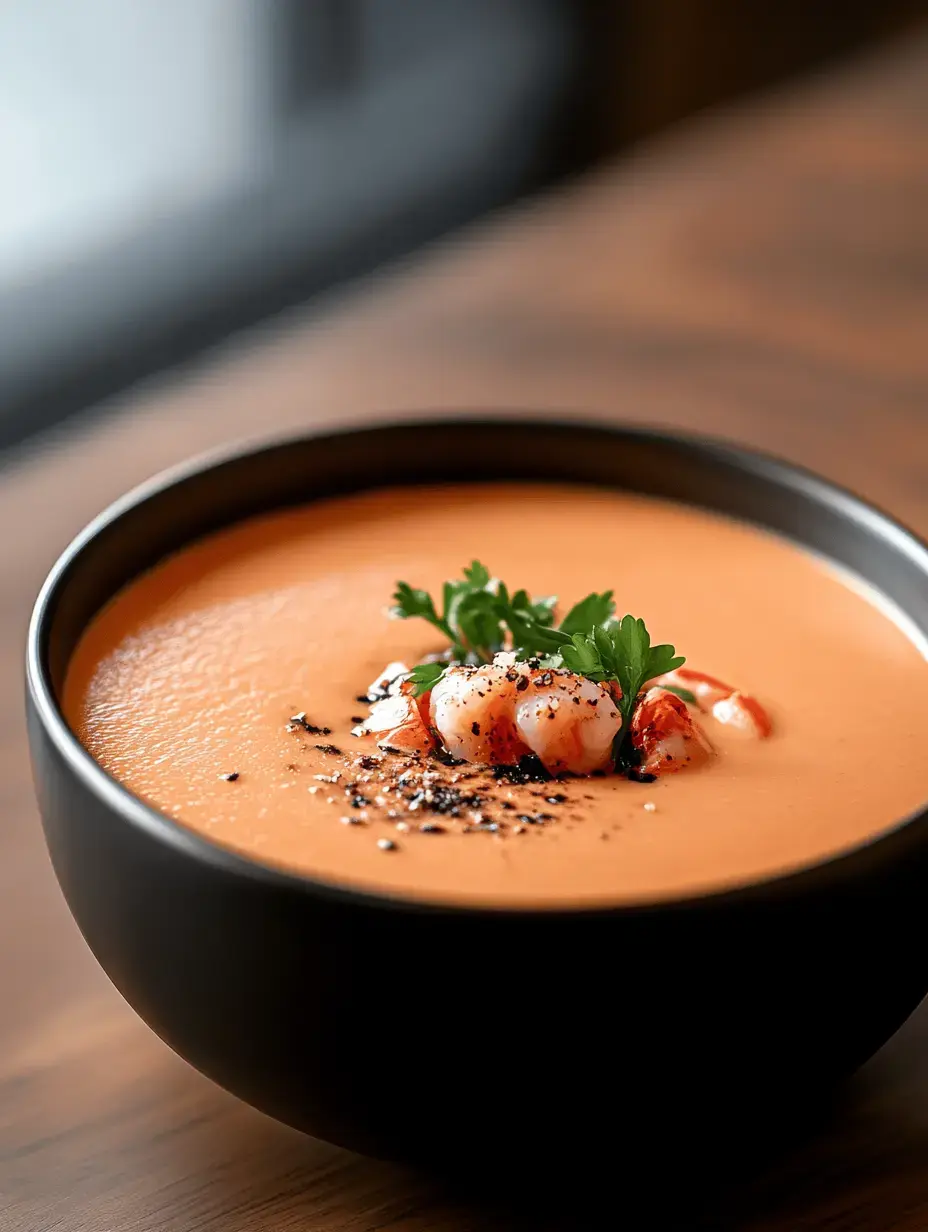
[455,588,504,660]
[406,661,449,697]
[561,614,685,764]
[662,684,697,704]
[558,590,615,636]
[463,560,491,588]
[393,563,565,664]
[559,632,604,677]
[392,581,438,624]
[392,581,458,650]
[512,589,558,628]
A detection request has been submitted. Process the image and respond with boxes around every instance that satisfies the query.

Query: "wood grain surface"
[3,30,928,1231]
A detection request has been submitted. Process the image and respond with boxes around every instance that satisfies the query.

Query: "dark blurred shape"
[577,0,928,155]
[1,0,924,456]
[0,0,579,454]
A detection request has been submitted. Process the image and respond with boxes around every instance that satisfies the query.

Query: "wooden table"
[3,30,928,1231]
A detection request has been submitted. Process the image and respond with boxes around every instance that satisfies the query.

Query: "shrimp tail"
[629,687,714,776]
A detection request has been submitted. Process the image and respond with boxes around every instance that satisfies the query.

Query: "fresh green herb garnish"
[559,616,685,762]
[391,582,460,654]
[391,564,684,770]
[393,561,568,690]
[393,560,503,664]
[662,684,697,704]
[405,661,449,696]
[557,590,615,636]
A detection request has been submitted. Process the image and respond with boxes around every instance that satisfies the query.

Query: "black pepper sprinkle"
[405,784,482,816]
[315,743,342,756]
[289,713,332,735]
[428,746,466,767]
[545,793,567,805]
[492,755,550,784]
[355,694,371,705]
[471,721,481,736]
[350,715,365,724]
[516,677,529,692]
[357,755,381,770]
[340,815,366,826]
[377,838,398,852]
[349,794,368,809]
[419,823,447,834]
[627,769,658,783]
[219,772,240,782]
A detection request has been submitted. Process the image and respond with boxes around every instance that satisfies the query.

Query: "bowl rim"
[26,412,928,918]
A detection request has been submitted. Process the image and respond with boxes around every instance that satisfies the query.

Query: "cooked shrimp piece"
[629,687,714,776]
[655,668,734,710]
[361,685,435,756]
[656,668,772,738]
[514,671,622,775]
[429,661,530,765]
[711,691,772,738]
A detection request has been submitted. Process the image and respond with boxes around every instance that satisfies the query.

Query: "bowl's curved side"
[28,694,928,1158]
[25,417,928,1157]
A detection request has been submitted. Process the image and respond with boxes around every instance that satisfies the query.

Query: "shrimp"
[429,660,531,765]
[656,668,733,709]
[513,671,621,775]
[654,668,772,738]
[360,654,759,777]
[629,687,714,776]
[366,661,411,701]
[357,665,435,755]
[711,691,772,738]
[428,656,622,774]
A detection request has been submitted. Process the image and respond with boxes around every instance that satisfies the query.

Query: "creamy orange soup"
[63,484,928,908]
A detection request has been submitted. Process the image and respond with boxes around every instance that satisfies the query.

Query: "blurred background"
[1,0,924,459]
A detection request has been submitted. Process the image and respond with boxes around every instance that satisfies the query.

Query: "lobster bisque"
[63,484,928,908]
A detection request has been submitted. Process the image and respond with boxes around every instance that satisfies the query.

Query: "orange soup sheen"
[63,484,928,908]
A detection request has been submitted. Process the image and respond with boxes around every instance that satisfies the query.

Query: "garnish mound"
[281,563,772,850]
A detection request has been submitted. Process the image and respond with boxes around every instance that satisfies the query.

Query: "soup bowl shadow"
[25,417,928,1164]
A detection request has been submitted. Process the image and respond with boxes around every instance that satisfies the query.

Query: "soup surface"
[63,483,928,907]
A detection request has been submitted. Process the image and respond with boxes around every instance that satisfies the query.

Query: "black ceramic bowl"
[26,418,928,1163]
